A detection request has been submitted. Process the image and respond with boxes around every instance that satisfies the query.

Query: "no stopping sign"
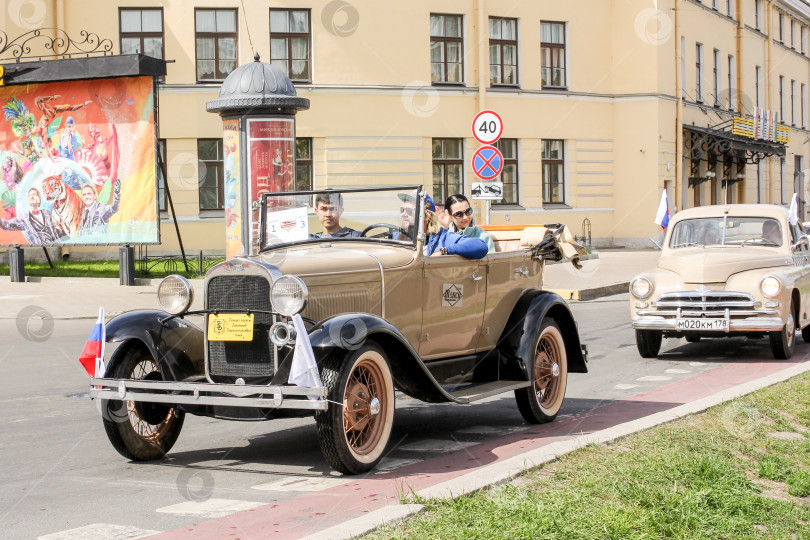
[472,146,504,180]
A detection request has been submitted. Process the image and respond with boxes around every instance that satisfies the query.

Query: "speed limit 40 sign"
[472,110,504,145]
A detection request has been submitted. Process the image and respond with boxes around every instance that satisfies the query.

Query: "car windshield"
[669,216,783,248]
[259,186,422,251]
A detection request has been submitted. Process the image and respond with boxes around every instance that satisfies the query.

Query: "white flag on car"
[788,193,800,226]
[288,314,323,396]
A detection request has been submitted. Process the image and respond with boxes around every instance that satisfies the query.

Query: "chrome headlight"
[157,275,194,315]
[760,275,782,298]
[630,276,653,299]
[271,275,308,316]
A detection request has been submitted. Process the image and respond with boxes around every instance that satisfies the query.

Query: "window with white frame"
[791,79,796,126]
[791,20,796,48]
[540,21,566,88]
[802,83,806,128]
[802,26,807,54]
[779,13,785,42]
[727,0,734,18]
[755,0,762,30]
[755,65,762,107]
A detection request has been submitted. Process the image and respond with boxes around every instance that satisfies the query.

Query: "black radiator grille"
[207,275,273,378]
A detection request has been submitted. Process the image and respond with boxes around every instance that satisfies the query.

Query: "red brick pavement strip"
[151,356,808,540]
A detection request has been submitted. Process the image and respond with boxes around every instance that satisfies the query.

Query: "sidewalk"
[0,249,661,319]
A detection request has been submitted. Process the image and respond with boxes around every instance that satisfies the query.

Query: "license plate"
[208,313,254,341]
[675,318,728,331]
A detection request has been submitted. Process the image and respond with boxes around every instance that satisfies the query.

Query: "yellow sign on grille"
[208,313,254,341]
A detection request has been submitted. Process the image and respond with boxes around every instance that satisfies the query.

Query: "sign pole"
[485,200,491,226]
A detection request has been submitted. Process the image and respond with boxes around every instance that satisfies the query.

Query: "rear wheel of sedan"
[101,346,184,461]
[515,319,568,424]
[770,303,795,360]
[635,330,662,358]
[316,343,394,474]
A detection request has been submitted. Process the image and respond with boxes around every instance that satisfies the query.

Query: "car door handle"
[515,267,529,277]
[472,271,483,281]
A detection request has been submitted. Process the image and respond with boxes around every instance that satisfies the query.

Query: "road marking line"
[399,439,478,452]
[665,369,692,374]
[156,498,264,518]
[38,523,160,540]
[636,375,672,382]
[689,361,707,366]
[252,476,349,492]
[614,383,640,390]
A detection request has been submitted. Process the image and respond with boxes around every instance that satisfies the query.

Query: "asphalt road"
[0,293,805,539]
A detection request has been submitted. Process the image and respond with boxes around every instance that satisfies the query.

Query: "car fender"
[271,313,458,403]
[496,289,588,379]
[105,310,205,382]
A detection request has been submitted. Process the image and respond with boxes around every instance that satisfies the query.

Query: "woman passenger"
[439,194,495,253]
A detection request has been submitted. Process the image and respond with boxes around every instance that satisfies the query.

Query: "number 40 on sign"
[472,110,503,145]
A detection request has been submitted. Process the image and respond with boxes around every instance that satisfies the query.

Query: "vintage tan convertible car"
[630,204,810,359]
[88,186,588,474]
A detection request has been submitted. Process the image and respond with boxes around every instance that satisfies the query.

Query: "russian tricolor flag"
[79,308,106,377]
[654,189,670,229]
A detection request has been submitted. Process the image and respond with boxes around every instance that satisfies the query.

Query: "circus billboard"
[0,75,158,245]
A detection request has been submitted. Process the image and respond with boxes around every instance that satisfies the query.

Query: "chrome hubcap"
[551,362,560,378]
[368,397,381,417]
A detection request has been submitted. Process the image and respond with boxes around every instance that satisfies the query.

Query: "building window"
[791,20,796,48]
[712,0,718,10]
[157,138,167,212]
[120,8,164,59]
[198,139,224,210]
[494,138,518,205]
[270,9,311,82]
[489,17,518,86]
[728,54,735,111]
[802,83,806,128]
[802,26,806,54]
[432,138,463,204]
[791,79,796,125]
[779,13,785,42]
[755,0,762,30]
[779,75,785,121]
[294,137,312,191]
[430,14,463,84]
[755,65,762,107]
[540,21,566,88]
[696,43,704,103]
[195,8,237,82]
[712,48,720,107]
[781,158,787,204]
[727,0,734,18]
[542,139,564,204]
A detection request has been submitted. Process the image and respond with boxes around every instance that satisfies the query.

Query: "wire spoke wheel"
[102,347,184,461]
[316,343,394,474]
[515,318,568,424]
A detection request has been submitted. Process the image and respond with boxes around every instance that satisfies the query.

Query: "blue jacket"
[425,227,488,259]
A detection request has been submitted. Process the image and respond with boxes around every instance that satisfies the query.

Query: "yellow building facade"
[2,0,808,254]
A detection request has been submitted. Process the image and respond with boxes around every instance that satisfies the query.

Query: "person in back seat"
[438,194,495,253]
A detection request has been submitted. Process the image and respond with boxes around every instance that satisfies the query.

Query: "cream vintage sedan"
[630,204,810,359]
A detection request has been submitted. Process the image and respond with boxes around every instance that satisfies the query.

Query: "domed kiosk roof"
[206,54,309,115]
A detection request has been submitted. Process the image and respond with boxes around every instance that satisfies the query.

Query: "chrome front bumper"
[88,378,328,411]
[632,316,784,332]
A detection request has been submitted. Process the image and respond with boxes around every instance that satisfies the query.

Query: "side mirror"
[791,235,810,252]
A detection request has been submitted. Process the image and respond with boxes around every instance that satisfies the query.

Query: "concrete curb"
[299,504,425,540]
[548,281,630,301]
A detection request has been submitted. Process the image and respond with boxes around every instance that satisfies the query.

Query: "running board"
[442,380,531,404]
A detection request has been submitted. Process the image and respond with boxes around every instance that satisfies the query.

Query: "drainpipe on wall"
[766,0,774,203]
[476,0,487,113]
[736,0,743,204]
[674,0,682,212]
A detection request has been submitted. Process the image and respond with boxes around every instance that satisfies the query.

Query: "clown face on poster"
[0,75,159,246]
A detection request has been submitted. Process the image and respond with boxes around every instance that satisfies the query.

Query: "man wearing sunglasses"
[398,191,488,259]
[438,194,495,253]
